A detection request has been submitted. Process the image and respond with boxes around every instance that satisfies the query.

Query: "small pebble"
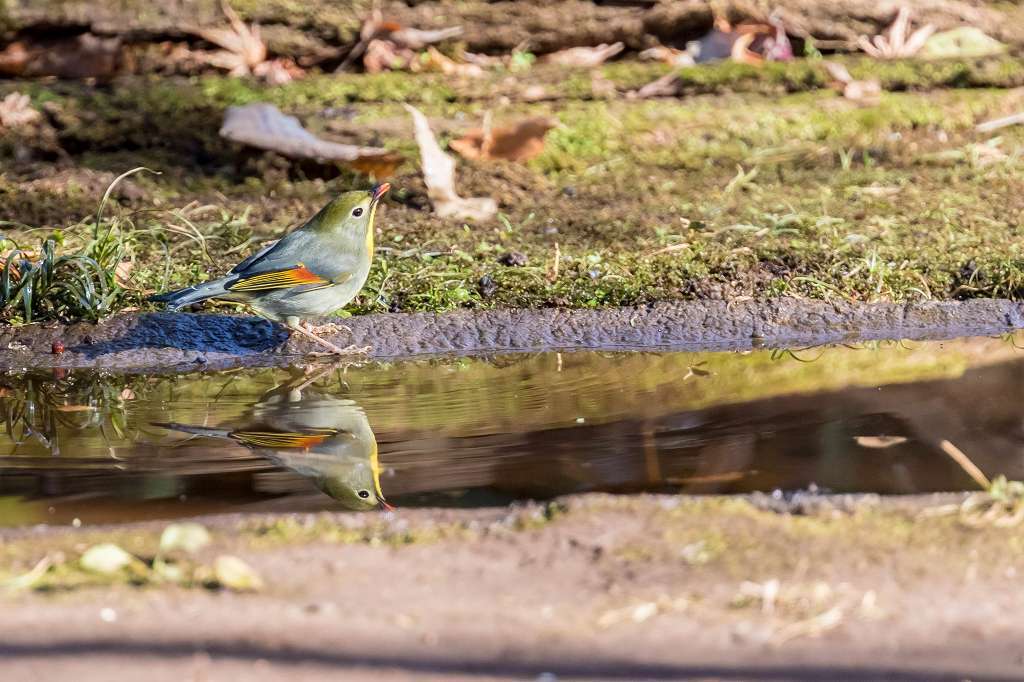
[498,251,528,267]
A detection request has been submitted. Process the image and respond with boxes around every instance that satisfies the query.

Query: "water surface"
[1,335,1021,526]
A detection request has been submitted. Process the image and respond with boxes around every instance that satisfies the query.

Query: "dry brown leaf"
[220,103,402,176]
[340,10,462,73]
[450,117,557,163]
[363,39,415,74]
[420,47,484,78]
[541,42,624,68]
[405,105,496,222]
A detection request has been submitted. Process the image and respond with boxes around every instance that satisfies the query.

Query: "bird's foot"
[288,322,370,356]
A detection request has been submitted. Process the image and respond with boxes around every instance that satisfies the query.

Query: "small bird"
[156,369,391,511]
[150,184,390,354]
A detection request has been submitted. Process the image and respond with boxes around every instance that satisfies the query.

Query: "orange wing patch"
[231,429,339,450]
[227,264,331,293]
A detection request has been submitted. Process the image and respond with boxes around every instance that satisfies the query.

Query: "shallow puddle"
[0,335,1022,526]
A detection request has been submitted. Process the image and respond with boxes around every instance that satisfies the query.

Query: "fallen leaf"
[214,555,264,592]
[420,47,484,78]
[638,46,695,67]
[541,42,623,68]
[192,0,266,76]
[339,10,462,73]
[363,39,416,73]
[450,116,558,163]
[920,27,1006,60]
[0,93,40,129]
[80,544,135,575]
[822,61,881,104]
[405,105,497,221]
[857,7,935,59]
[390,26,463,50]
[159,523,212,555]
[220,103,402,176]
[633,73,682,99]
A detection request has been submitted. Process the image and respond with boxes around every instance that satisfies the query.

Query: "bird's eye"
[352,207,364,217]
[358,490,370,499]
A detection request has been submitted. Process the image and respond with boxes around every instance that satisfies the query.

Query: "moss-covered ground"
[4,55,1024,321]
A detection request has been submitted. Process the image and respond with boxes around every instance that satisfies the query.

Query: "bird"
[150,183,390,354]
[156,368,391,512]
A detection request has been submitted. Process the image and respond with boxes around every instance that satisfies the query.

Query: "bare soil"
[2,494,1023,681]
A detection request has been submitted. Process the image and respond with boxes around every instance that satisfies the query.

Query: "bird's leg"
[286,320,358,355]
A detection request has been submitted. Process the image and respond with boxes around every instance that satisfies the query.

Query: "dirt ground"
[1,297,1022,371]
[2,494,1023,681]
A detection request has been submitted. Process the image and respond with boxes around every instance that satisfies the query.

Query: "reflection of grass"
[0,372,141,457]
[0,337,1020,462]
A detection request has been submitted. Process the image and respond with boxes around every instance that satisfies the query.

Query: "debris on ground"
[219,103,402,176]
[822,61,882,104]
[450,115,558,162]
[540,42,624,68]
[340,9,462,73]
[405,104,497,221]
[919,27,1007,60]
[857,7,935,60]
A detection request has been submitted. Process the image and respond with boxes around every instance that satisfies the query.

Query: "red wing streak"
[226,264,332,293]
[231,429,339,450]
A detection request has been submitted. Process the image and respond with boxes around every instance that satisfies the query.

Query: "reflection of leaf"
[854,435,908,449]
[80,544,135,575]
[214,555,264,592]
[54,404,97,412]
[450,117,558,163]
[405,105,497,222]
[220,104,402,176]
[3,555,52,592]
[159,523,212,556]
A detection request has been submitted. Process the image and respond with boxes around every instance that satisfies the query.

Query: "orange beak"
[371,183,391,203]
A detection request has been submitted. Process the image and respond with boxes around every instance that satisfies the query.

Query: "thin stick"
[939,440,992,490]
[976,112,1024,134]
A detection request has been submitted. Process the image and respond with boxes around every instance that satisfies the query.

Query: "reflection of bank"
[158,372,389,511]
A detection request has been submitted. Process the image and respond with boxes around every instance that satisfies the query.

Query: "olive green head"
[305,183,390,251]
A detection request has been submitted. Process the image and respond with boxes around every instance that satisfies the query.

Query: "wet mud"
[0,297,1021,371]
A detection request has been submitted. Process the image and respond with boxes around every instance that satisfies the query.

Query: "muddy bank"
[0,298,1020,371]
[2,493,1023,681]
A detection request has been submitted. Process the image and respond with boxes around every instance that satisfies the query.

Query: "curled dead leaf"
[220,103,402,177]
[450,116,558,163]
[405,105,496,222]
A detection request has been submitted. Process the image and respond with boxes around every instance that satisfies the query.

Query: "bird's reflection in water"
[158,369,389,511]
